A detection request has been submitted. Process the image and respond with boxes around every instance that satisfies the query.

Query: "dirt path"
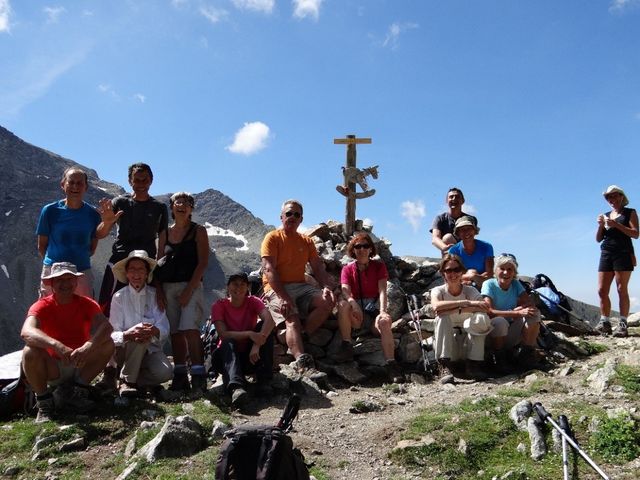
[225,334,639,480]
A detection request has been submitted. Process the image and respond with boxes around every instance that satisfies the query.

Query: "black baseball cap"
[227,272,249,285]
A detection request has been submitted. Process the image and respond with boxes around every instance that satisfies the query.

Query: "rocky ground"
[231,330,640,480]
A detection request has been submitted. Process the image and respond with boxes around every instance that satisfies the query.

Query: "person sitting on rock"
[261,199,336,380]
[104,250,173,397]
[36,166,103,298]
[447,216,494,288]
[211,272,275,409]
[430,254,493,384]
[336,233,404,383]
[430,187,478,256]
[20,262,114,423]
[481,254,542,373]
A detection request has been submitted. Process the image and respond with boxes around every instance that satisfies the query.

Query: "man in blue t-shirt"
[36,167,102,297]
[447,216,494,288]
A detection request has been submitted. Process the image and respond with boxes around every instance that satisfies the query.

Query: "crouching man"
[107,250,173,397]
[21,262,114,423]
[212,272,275,409]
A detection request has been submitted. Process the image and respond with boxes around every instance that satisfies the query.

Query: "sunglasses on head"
[499,253,517,261]
[354,244,371,250]
[284,211,301,218]
[443,267,463,274]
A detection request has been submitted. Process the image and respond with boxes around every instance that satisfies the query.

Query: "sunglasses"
[284,211,301,218]
[354,244,371,250]
[442,267,463,274]
[499,253,517,261]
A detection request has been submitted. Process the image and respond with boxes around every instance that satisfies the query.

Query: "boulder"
[135,415,205,462]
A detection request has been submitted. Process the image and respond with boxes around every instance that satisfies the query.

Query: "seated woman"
[447,216,494,288]
[337,233,403,383]
[430,254,492,384]
[109,250,173,397]
[481,254,541,372]
[211,272,275,409]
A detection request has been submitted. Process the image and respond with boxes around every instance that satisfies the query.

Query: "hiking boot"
[331,341,354,363]
[595,321,612,336]
[465,360,489,381]
[35,394,55,424]
[291,353,315,371]
[612,322,628,338]
[170,372,191,392]
[190,374,208,393]
[231,387,249,409]
[490,350,511,375]
[385,360,406,384]
[64,384,96,413]
[94,366,118,396]
[119,382,139,398]
[438,358,455,385]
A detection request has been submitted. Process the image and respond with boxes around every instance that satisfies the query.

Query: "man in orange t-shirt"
[21,262,114,423]
[261,200,335,373]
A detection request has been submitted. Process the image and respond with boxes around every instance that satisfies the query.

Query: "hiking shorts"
[598,250,634,272]
[164,282,206,333]
[263,283,320,326]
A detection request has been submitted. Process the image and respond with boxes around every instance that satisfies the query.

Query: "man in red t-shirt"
[21,262,114,423]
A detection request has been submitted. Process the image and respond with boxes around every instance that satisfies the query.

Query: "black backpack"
[215,395,309,480]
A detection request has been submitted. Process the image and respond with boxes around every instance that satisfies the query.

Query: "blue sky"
[1,0,639,309]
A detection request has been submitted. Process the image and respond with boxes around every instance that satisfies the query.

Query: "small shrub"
[591,415,640,462]
[576,340,607,355]
[613,364,640,394]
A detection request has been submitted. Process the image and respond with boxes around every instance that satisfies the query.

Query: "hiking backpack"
[201,316,220,379]
[531,273,572,318]
[0,351,36,420]
[215,395,310,480]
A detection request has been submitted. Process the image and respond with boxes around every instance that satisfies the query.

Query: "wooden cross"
[334,134,377,236]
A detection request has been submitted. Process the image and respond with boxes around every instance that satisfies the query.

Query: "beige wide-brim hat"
[41,262,84,286]
[464,313,494,336]
[112,250,156,284]
[454,215,480,236]
[602,185,629,207]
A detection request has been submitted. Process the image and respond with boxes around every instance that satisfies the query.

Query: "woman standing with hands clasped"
[596,185,638,338]
[156,192,210,393]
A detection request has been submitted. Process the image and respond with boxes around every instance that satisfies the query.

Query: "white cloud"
[293,0,323,20]
[200,5,229,24]
[232,0,274,14]
[383,21,418,50]
[227,121,271,155]
[43,6,66,24]
[0,0,11,33]
[401,200,426,233]
[0,48,90,117]
[171,0,189,7]
[609,0,640,13]
[97,83,120,100]
[631,296,639,309]
[133,93,146,103]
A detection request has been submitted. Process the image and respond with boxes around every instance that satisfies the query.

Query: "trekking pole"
[558,415,572,480]
[405,294,432,372]
[532,289,587,324]
[533,403,610,480]
[277,394,301,432]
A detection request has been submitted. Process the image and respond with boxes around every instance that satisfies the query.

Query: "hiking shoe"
[170,372,191,392]
[331,341,354,363]
[438,359,455,385]
[385,360,406,384]
[64,385,96,413]
[595,321,612,336]
[465,360,489,381]
[94,366,118,396]
[231,387,249,409]
[190,374,208,393]
[612,322,628,338]
[119,382,139,398]
[291,353,315,371]
[35,394,55,424]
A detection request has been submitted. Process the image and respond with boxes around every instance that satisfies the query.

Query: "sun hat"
[463,313,494,336]
[602,185,629,207]
[454,215,479,235]
[112,250,157,284]
[41,262,84,286]
[227,271,249,285]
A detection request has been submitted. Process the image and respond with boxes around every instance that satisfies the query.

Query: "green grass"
[591,415,640,462]
[613,364,640,395]
[389,397,631,479]
[575,340,608,355]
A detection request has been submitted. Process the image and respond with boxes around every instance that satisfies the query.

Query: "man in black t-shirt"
[430,187,477,256]
[96,163,168,315]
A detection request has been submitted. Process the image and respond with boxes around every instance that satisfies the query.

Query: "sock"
[191,364,206,376]
[619,316,627,327]
[600,315,610,323]
[174,364,188,375]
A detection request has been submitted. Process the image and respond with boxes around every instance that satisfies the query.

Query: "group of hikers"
[19,164,637,423]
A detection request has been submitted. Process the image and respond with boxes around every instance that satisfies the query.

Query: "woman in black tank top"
[595,185,638,337]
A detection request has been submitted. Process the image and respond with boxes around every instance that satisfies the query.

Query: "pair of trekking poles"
[533,403,610,480]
